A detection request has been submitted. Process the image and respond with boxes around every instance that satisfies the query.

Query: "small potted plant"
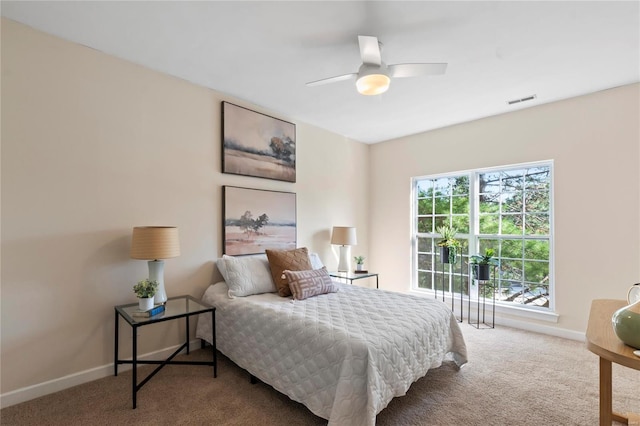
[133,279,159,310]
[469,248,499,281]
[354,255,366,272]
[436,224,461,264]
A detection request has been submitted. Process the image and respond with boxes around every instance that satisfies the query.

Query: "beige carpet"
[2,323,638,425]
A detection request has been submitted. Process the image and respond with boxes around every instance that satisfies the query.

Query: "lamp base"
[337,245,351,272]
[148,260,167,304]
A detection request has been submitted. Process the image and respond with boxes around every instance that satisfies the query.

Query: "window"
[413,162,553,310]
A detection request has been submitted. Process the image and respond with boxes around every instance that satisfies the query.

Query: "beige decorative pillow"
[284,267,339,300]
[265,247,312,297]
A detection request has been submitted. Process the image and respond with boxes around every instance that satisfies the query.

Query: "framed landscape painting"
[222,102,296,182]
[223,186,297,255]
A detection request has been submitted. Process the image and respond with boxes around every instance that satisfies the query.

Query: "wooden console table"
[586,299,640,425]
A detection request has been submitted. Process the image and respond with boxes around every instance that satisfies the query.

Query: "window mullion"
[470,172,479,257]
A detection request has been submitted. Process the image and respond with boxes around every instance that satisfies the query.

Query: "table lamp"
[130,226,180,304]
[331,226,357,272]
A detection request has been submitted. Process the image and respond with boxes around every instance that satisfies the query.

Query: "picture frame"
[223,186,297,255]
[222,102,296,182]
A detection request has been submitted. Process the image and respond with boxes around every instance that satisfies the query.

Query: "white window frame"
[411,160,555,315]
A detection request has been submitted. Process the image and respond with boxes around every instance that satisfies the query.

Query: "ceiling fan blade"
[388,63,448,78]
[305,73,358,87]
[358,35,382,66]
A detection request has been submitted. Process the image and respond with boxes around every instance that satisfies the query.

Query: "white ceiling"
[2,1,639,144]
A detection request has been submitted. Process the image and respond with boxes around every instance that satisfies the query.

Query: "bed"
[195,252,467,426]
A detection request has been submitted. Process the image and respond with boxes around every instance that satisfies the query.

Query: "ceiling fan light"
[356,74,390,95]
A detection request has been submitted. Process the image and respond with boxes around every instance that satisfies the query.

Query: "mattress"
[196,281,467,426]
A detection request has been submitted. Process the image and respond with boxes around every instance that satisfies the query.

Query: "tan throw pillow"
[284,267,339,300]
[265,247,312,297]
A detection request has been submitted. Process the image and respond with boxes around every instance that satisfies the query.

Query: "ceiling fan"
[306,35,447,96]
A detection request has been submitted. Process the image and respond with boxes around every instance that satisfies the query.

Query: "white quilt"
[196,282,467,426]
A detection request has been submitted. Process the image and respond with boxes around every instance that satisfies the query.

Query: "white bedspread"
[196,282,467,426]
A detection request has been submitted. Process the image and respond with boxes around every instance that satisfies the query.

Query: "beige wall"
[0,19,369,398]
[2,16,639,405]
[370,83,640,333]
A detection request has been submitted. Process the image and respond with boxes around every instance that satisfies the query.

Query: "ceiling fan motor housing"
[356,63,390,95]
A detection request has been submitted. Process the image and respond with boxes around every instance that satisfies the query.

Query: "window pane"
[479,194,499,213]
[508,283,528,304]
[526,283,549,306]
[479,214,499,234]
[525,167,550,190]
[502,192,523,213]
[451,196,469,214]
[452,176,469,195]
[433,178,450,196]
[452,257,466,274]
[417,180,433,195]
[478,239,499,254]
[479,283,496,299]
[453,274,468,295]
[434,197,449,214]
[502,170,523,190]
[524,260,549,283]
[501,239,523,259]
[525,214,549,235]
[418,271,433,289]
[418,254,433,271]
[418,198,432,215]
[525,240,549,260]
[524,190,549,213]
[500,259,523,280]
[501,214,522,234]
[480,172,501,193]
[417,217,432,233]
[451,215,469,233]
[433,216,448,230]
[460,239,469,252]
[418,237,432,253]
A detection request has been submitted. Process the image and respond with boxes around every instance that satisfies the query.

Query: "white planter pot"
[139,297,154,311]
[356,264,364,271]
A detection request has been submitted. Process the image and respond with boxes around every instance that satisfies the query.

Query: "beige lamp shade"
[130,226,180,260]
[331,226,357,246]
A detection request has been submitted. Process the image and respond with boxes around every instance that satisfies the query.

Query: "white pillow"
[221,254,276,298]
[217,255,269,282]
[216,257,230,282]
[309,252,324,270]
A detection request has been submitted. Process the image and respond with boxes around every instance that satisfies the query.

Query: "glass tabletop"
[329,271,377,280]
[115,295,213,325]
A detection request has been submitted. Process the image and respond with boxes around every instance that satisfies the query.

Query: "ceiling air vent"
[507,95,537,105]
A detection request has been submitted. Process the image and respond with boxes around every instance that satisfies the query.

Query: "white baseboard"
[0,339,205,409]
[410,290,584,341]
[491,315,585,341]
[462,301,584,341]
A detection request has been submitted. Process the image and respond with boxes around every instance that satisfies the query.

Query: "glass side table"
[114,295,216,408]
[329,271,379,289]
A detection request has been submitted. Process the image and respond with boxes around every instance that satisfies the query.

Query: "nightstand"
[114,295,216,408]
[329,271,379,289]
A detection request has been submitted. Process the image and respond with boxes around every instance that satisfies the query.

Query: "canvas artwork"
[223,186,297,255]
[222,102,296,182]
